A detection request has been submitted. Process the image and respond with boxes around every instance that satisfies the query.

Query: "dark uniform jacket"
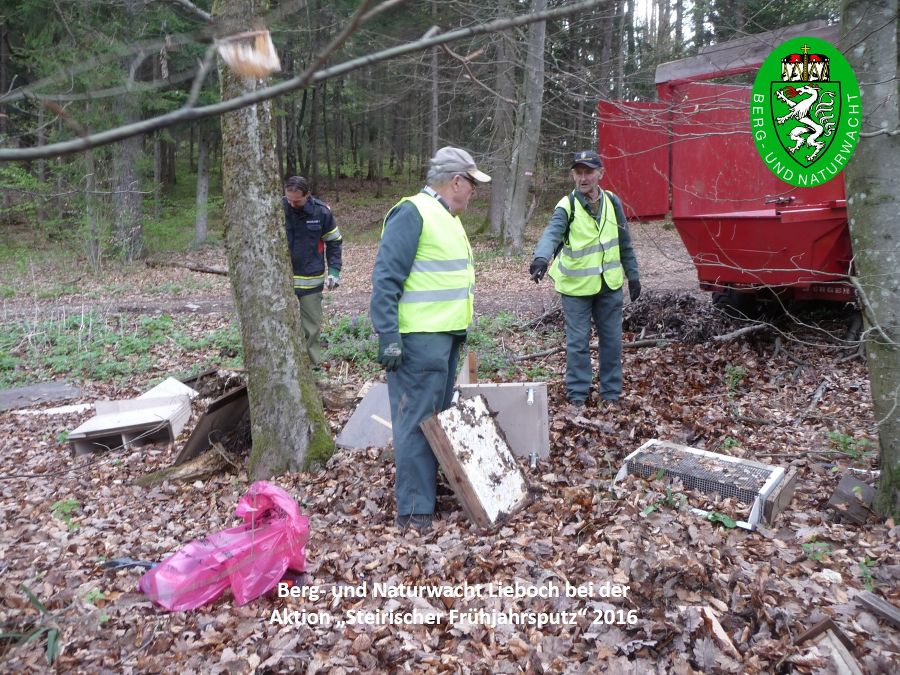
[283,196,342,297]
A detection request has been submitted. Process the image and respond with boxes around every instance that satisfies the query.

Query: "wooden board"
[455,351,478,385]
[826,474,875,524]
[68,395,192,455]
[174,386,249,465]
[793,619,863,675]
[856,591,900,629]
[420,395,529,529]
[0,381,82,412]
[763,468,798,524]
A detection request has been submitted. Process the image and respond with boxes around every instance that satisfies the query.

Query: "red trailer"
[598,22,854,303]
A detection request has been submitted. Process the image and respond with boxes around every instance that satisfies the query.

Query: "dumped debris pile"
[623,291,735,343]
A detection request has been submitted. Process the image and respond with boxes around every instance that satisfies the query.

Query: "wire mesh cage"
[614,439,787,530]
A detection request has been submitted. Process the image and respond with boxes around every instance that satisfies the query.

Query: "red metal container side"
[597,100,670,221]
[662,81,845,218]
[596,73,854,300]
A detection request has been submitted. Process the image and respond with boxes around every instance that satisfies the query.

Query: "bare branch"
[0,0,605,162]
[849,275,898,347]
[860,127,900,137]
[441,44,516,105]
[164,0,212,23]
[710,323,768,342]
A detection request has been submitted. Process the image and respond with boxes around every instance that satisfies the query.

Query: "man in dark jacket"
[283,176,342,366]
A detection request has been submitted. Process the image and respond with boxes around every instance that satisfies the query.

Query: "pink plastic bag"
[139,481,310,611]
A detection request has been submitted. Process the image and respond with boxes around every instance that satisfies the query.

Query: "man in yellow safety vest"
[370,146,490,533]
[530,150,641,408]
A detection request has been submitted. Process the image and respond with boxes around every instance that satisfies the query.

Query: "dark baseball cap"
[570,150,603,169]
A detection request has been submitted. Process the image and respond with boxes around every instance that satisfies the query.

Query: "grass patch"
[0,312,243,388]
[323,315,380,376]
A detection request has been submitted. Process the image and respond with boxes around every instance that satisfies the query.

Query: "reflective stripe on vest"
[383,192,474,333]
[549,191,624,295]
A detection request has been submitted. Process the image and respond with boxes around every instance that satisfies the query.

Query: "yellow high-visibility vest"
[383,193,475,333]
[549,190,624,295]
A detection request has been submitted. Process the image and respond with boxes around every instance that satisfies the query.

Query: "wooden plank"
[763,468,798,524]
[856,591,900,629]
[0,381,82,412]
[793,619,863,675]
[420,395,529,529]
[420,416,492,528]
[68,395,192,455]
[455,351,478,385]
[826,475,875,525]
[655,21,839,84]
[138,376,198,400]
[174,386,249,465]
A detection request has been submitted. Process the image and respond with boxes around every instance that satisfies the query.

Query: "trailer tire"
[712,288,759,319]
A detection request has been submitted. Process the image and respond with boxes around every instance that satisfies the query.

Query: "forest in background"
[0,0,839,263]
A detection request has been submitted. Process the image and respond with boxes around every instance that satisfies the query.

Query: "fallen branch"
[711,323,768,342]
[512,337,671,362]
[145,259,228,275]
[836,342,865,363]
[134,446,230,487]
[773,336,810,367]
[793,378,829,427]
[523,306,562,328]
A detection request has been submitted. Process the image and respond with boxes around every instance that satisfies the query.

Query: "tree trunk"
[502,0,546,253]
[841,0,900,518]
[194,126,210,248]
[674,0,684,56]
[322,80,333,179]
[430,0,439,155]
[213,0,334,478]
[489,14,516,238]
[154,132,162,220]
[309,83,319,192]
[84,149,101,271]
[615,0,627,96]
[113,0,144,261]
[113,119,143,261]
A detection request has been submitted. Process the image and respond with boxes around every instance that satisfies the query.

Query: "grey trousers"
[387,331,465,516]
[561,287,624,401]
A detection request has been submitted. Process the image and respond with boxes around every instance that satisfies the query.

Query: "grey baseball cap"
[431,146,491,183]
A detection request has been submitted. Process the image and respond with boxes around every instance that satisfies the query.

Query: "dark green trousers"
[296,291,323,365]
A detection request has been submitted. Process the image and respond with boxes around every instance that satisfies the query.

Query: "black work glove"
[530,257,548,283]
[628,279,642,302]
[377,332,403,372]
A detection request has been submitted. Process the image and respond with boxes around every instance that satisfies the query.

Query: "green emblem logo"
[750,36,861,187]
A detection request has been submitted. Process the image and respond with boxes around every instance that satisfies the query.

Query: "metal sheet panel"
[456,383,549,460]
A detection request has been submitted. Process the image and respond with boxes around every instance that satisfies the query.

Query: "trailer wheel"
[712,288,759,319]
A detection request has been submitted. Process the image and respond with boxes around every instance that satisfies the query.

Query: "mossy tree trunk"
[841,0,900,518]
[213,0,334,478]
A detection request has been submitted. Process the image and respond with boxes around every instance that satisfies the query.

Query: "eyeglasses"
[457,174,478,189]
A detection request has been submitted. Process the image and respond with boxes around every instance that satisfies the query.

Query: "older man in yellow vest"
[370,146,490,533]
[530,150,641,408]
